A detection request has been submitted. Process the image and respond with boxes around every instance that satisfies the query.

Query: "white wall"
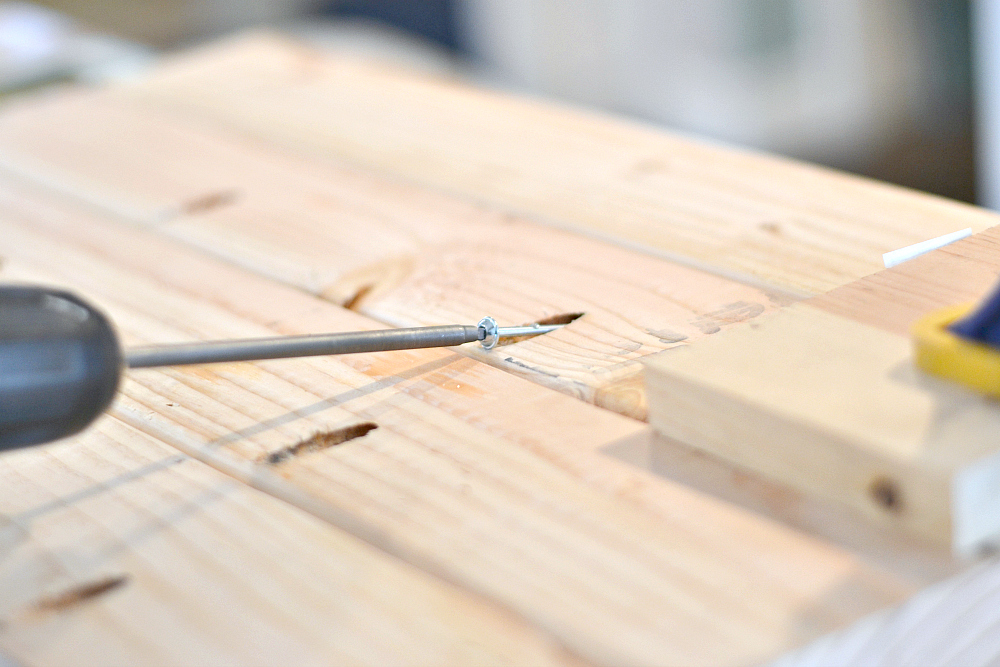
[459,1,932,168]
[974,0,1000,209]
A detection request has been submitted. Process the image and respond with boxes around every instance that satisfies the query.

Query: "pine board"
[116,32,1000,295]
[0,176,914,666]
[809,227,1000,337]
[0,416,576,666]
[0,89,790,419]
[646,230,1000,554]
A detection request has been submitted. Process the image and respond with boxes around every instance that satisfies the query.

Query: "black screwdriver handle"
[0,285,122,451]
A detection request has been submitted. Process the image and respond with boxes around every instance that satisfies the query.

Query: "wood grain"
[116,32,1000,295]
[0,176,914,666]
[0,89,790,419]
[0,419,578,667]
[809,226,1000,336]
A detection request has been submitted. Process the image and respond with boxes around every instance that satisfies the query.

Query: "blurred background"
[0,0,993,207]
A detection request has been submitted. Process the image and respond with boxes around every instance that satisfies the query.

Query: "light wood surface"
[0,175,917,666]
[809,226,1000,337]
[2,31,996,666]
[0,417,578,667]
[646,229,1000,553]
[0,89,791,420]
[118,32,1000,296]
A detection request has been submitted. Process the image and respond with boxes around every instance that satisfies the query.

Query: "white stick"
[882,228,973,268]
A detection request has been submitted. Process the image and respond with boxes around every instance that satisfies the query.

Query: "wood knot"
[181,190,240,215]
[868,476,903,513]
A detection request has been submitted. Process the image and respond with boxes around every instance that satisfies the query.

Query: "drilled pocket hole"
[34,575,129,612]
[264,422,378,465]
[535,312,585,326]
[342,284,375,311]
[494,312,584,347]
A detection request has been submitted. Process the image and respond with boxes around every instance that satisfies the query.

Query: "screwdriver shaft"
[125,325,482,368]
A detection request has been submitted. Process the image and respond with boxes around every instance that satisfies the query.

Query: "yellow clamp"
[913,303,1000,398]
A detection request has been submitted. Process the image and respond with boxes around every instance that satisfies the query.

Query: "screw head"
[478,316,499,351]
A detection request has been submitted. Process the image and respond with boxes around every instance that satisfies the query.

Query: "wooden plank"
[0,89,790,419]
[113,31,1000,296]
[646,230,1000,554]
[809,227,1000,337]
[0,177,914,666]
[0,419,578,666]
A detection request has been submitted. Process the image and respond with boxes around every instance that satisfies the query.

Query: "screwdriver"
[0,284,562,451]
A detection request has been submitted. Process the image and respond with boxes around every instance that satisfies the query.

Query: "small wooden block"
[646,302,1000,554]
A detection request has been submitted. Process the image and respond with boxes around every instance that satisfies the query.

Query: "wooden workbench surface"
[0,32,998,666]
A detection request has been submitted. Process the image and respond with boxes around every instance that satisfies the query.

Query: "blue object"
[949,278,1000,347]
[324,0,460,51]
